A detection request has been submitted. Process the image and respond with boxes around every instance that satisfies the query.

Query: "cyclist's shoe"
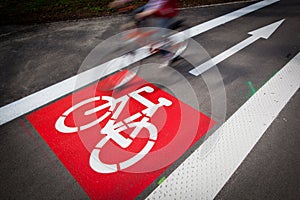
[168,19,185,30]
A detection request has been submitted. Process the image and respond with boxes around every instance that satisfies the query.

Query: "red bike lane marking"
[26,72,215,200]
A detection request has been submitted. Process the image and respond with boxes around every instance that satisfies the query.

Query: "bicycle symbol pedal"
[55,86,172,173]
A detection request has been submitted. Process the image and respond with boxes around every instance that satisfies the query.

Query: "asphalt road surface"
[0,0,299,199]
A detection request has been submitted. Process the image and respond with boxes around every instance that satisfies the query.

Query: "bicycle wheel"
[96,47,143,91]
[100,68,138,91]
[94,31,147,91]
[169,33,189,60]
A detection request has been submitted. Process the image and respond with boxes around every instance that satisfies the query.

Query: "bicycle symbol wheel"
[55,96,116,133]
[90,118,158,173]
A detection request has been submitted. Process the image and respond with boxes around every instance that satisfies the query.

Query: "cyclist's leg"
[149,15,188,61]
[152,17,173,57]
[132,5,147,15]
[164,18,189,60]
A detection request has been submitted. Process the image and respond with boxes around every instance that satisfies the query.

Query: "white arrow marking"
[0,0,280,125]
[189,19,285,76]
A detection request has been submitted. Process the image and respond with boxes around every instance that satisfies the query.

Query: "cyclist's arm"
[135,0,168,19]
[135,9,157,20]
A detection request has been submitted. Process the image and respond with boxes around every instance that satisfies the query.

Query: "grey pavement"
[0,0,299,199]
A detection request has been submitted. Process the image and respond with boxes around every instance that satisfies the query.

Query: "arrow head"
[248,19,285,39]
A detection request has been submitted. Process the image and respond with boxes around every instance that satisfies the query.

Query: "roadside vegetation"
[0,0,252,25]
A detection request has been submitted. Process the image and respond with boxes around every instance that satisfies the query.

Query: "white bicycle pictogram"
[55,86,172,173]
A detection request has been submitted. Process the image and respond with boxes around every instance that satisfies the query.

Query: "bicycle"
[97,5,189,91]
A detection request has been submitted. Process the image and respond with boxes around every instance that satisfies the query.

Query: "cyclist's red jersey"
[154,0,179,18]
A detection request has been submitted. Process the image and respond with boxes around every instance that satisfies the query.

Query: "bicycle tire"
[96,33,147,91]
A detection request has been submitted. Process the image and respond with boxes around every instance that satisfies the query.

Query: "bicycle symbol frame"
[55,86,172,173]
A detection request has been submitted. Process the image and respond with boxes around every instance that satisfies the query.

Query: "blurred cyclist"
[110,0,183,62]
[109,0,179,30]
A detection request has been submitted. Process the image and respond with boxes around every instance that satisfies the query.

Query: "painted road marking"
[0,0,280,126]
[147,52,300,199]
[189,19,285,76]
[26,73,214,199]
[247,81,257,95]
[171,0,280,41]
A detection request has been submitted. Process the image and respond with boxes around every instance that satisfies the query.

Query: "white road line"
[179,0,258,10]
[189,19,285,76]
[179,0,280,39]
[146,52,300,200]
[0,0,280,125]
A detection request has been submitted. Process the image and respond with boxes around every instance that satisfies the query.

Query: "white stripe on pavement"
[0,0,280,125]
[189,19,285,76]
[179,0,280,39]
[146,52,300,200]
